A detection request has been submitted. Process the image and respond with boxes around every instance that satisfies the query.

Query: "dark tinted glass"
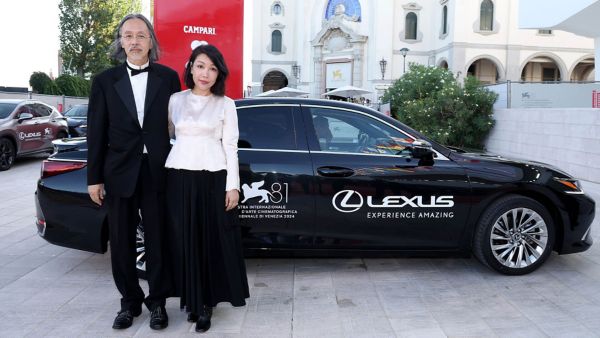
[34,104,52,117]
[237,106,296,150]
[309,108,414,155]
[0,103,17,119]
[64,105,88,117]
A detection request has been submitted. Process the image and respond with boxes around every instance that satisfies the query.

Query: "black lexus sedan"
[63,104,88,137]
[35,98,595,275]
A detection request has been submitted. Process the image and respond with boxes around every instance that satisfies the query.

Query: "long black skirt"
[166,169,249,314]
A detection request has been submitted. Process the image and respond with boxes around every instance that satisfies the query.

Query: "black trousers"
[106,155,171,312]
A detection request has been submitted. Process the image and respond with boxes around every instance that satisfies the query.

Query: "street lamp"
[379,58,387,80]
[399,47,409,73]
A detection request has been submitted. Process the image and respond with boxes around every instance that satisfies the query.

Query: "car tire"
[0,138,16,171]
[473,195,555,275]
[56,131,68,140]
[136,223,147,279]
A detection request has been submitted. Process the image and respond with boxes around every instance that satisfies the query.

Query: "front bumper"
[557,193,595,254]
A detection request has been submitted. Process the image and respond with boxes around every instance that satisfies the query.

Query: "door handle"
[317,166,355,177]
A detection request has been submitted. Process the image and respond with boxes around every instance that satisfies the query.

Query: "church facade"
[250,0,595,102]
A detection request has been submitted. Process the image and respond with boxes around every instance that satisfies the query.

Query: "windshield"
[64,105,88,117]
[0,103,17,119]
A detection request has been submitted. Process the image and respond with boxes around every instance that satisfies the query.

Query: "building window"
[442,5,448,35]
[405,12,417,40]
[480,0,493,31]
[538,29,552,35]
[272,2,282,15]
[542,67,559,81]
[271,30,282,53]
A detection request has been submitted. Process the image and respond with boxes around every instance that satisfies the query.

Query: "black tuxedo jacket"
[87,62,181,197]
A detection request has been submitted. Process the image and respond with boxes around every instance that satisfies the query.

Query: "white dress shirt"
[165,90,240,191]
[126,60,149,153]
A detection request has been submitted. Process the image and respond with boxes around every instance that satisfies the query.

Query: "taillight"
[41,160,87,179]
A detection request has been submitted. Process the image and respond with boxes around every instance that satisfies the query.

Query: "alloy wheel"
[0,139,15,170]
[490,207,548,268]
[135,224,146,273]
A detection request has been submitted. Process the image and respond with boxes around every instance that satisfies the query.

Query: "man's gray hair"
[110,14,161,62]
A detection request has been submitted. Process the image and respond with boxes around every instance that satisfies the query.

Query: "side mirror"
[18,113,34,123]
[410,139,434,159]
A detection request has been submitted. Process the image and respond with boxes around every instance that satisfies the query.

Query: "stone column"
[313,48,323,97]
[595,37,600,81]
[352,44,364,87]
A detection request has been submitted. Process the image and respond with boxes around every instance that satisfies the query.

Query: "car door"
[14,104,44,153]
[303,104,472,250]
[236,103,315,249]
[33,104,56,149]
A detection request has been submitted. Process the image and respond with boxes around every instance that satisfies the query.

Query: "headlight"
[553,177,584,194]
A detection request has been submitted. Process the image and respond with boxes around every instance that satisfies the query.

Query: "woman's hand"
[225,189,239,211]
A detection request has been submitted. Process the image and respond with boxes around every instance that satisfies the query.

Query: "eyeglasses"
[121,34,149,42]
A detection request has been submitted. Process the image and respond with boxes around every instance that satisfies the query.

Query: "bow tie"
[127,64,151,76]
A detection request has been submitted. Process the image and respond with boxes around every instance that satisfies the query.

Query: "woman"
[165,44,249,333]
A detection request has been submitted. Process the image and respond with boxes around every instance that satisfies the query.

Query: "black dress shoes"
[112,308,141,329]
[187,312,198,323]
[195,306,213,333]
[149,306,169,330]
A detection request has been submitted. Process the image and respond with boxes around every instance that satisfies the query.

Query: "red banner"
[154,0,244,99]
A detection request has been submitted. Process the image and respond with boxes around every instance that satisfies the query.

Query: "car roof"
[0,99,28,104]
[0,99,51,105]
[236,97,367,109]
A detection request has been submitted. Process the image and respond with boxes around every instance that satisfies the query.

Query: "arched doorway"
[262,71,289,92]
[521,56,562,82]
[571,57,594,81]
[467,58,499,84]
[438,60,448,69]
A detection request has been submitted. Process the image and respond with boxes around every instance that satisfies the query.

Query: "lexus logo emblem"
[332,190,364,213]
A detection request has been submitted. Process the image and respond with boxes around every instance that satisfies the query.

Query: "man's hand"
[225,189,239,211]
[88,184,105,206]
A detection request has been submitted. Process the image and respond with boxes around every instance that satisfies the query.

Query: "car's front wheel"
[0,138,15,171]
[473,195,555,275]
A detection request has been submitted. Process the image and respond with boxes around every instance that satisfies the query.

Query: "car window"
[18,105,40,118]
[64,105,88,117]
[0,103,17,119]
[309,108,414,155]
[34,104,52,117]
[237,106,296,150]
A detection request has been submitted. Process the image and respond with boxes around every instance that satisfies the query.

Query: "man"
[87,14,180,330]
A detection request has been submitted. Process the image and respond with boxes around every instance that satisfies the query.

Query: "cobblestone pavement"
[0,156,599,338]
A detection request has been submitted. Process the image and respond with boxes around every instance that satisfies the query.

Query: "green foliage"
[55,75,91,97]
[29,72,90,96]
[29,72,54,94]
[59,0,142,77]
[382,64,498,149]
[43,81,61,95]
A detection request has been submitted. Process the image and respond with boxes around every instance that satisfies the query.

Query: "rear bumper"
[35,181,108,254]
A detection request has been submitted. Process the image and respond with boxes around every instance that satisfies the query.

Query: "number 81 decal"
[241,180,289,204]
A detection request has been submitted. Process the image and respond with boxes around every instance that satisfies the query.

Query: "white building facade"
[251,0,596,101]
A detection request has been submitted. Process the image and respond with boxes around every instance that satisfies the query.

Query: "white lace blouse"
[165,90,239,191]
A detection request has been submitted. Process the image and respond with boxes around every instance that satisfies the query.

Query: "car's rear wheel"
[136,223,147,279]
[473,195,555,275]
[0,138,16,171]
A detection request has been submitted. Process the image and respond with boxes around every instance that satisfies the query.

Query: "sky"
[0,0,61,88]
[0,0,252,89]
